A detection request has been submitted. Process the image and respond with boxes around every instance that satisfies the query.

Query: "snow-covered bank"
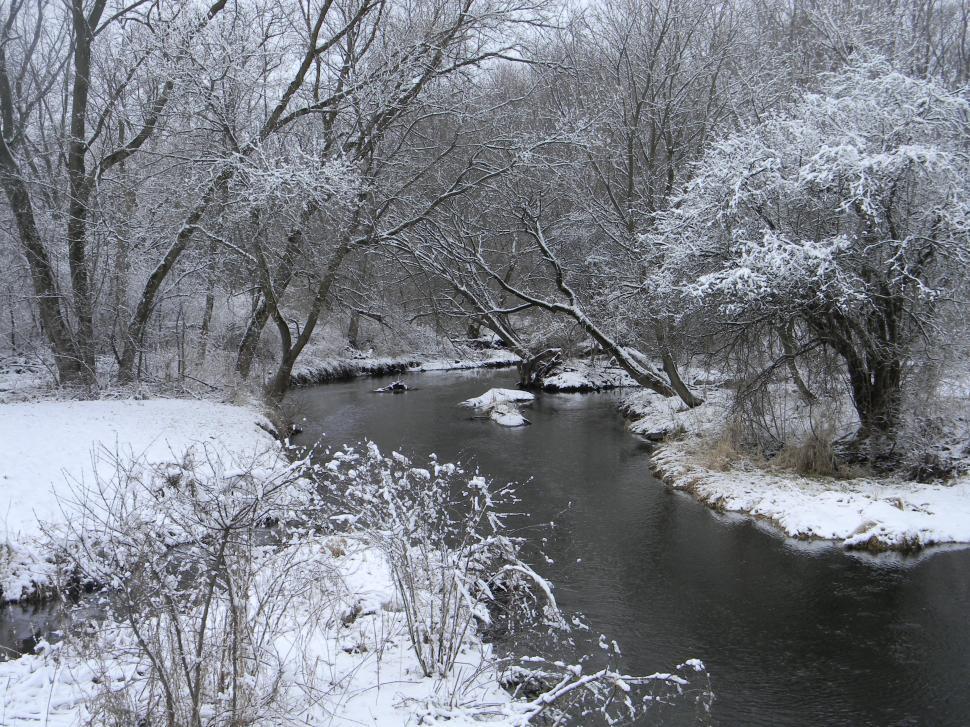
[620,387,730,441]
[652,441,970,551]
[0,537,514,727]
[539,359,637,392]
[0,398,281,602]
[0,400,516,724]
[290,349,520,387]
[622,390,970,552]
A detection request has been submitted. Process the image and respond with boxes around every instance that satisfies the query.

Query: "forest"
[1,0,967,462]
[1,1,969,724]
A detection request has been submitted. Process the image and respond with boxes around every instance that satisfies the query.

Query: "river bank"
[620,388,970,552]
[3,381,694,725]
[0,396,523,724]
[289,347,643,393]
[0,397,284,603]
[289,348,520,386]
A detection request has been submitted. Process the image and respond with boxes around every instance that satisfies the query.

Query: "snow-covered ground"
[620,387,731,441]
[0,398,281,602]
[291,348,519,387]
[0,537,515,727]
[539,359,637,392]
[0,398,522,725]
[652,441,970,551]
[623,389,970,551]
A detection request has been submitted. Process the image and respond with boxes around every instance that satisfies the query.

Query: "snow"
[0,358,51,402]
[621,387,730,441]
[291,353,422,386]
[461,388,535,409]
[461,389,534,427]
[653,441,970,551]
[0,538,516,727]
[0,400,527,725]
[540,360,637,392]
[411,350,521,372]
[622,387,970,551]
[0,398,280,601]
[489,404,530,427]
[291,349,519,387]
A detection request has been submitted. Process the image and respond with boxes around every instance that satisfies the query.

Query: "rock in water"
[460,388,535,408]
[489,403,530,427]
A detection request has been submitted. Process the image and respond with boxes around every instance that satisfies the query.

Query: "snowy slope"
[0,399,280,600]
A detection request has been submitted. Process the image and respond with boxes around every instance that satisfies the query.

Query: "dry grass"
[772,430,839,477]
[697,421,746,471]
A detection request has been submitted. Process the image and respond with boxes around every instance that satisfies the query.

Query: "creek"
[285,367,970,726]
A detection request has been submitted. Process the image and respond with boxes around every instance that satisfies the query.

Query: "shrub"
[316,443,564,678]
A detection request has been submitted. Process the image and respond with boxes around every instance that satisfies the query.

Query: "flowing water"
[285,367,970,726]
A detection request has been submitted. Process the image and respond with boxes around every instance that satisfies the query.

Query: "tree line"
[2,0,968,459]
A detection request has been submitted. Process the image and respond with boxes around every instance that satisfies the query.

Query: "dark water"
[286,368,970,727]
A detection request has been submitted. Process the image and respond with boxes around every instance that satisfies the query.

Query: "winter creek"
[284,367,970,726]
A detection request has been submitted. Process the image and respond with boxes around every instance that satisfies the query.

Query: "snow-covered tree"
[649,61,970,446]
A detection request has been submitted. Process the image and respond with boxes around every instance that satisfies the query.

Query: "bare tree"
[0,0,228,384]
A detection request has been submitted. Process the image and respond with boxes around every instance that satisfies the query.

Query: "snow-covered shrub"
[52,445,320,726]
[893,402,970,481]
[501,652,713,726]
[313,444,714,724]
[30,442,716,726]
[318,443,563,678]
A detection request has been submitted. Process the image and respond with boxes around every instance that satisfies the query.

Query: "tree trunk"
[197,286,215,367]
[111,216,130,347]
[8,302,16,351]
[846,353,901,442]
[235,226,304,379]
[0,139,84,384]
[264,242,352,399]
[347,311,361,349]
[494,216,684,402]
[235,297,269,380]
[658,348,703,407]
[64,0,105,382]
[591,332,678,399]
[778,322,816,402]
[810,303,903,452]
[118,170,230,383]
[517,348,561,388]
[654,321,704,407]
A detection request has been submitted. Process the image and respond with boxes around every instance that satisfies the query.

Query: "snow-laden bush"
[315,443,714,724]
[318,442,563,678]
[39,442,711,725]
[52,445,322,726]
